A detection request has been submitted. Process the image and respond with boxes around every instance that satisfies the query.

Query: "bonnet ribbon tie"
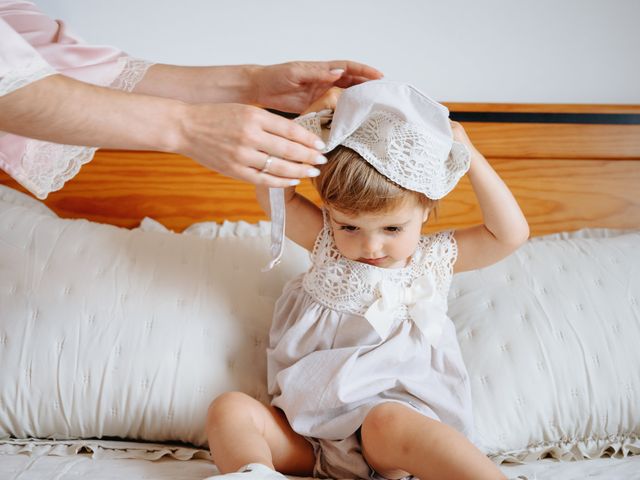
[262,187,285,271]
[263,110,332,271]
[364,274,447,346]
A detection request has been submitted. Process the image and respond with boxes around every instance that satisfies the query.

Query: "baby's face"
[328,199,429,269]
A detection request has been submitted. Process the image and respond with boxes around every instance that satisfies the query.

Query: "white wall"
[36,0,640,104]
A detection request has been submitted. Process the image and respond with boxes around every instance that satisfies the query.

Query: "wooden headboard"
[1,103,639,236]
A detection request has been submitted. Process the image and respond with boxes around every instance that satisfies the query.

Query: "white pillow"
[0,186,308,447]
[1,185,639,462]
[450,230,640,462]
[0,184,56,216]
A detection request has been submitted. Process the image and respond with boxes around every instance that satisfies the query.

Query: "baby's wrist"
[467,147,489,172]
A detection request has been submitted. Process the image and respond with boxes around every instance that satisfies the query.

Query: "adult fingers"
[256,129,327,170]
[326,60,384,81]
[258,111,327,165]
[286,62,344,86]
[289,60,382,85]
[248,153,322,180]
[235,164,304,188]
[333,74,379,88]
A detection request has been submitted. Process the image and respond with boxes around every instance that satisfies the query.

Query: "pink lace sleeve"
[0,1,153,199]
[0,16,56,96]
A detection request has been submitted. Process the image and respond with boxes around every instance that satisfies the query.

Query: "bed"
[0,102,639,479]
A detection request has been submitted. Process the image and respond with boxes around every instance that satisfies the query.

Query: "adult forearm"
[133,64,259,105]
[0,74,184,152]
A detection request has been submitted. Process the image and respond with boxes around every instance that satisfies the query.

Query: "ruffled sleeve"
[0,16,56,96]
[0,1,153,199]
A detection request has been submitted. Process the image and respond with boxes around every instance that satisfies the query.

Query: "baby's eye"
[384,226,402,233]
[339,225,358,232]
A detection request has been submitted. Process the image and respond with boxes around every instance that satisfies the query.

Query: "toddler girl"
[206,80,529,480]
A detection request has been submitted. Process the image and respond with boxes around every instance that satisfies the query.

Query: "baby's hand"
[450,121,475,149]
[451,121,482,168]
[302,87,343,115]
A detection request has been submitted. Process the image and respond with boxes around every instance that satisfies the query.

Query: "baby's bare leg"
[206,391,315,476]
[361,403,506,480]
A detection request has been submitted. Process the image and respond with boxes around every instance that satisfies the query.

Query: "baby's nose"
[363,236,383,255]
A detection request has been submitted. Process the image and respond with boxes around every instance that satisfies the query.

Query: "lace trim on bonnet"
[4,57,153,199]
[301,210,458,319]
[342,109,471,199]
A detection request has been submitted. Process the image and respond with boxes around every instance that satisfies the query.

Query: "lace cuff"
[108,56,154,92]
[13,142,98,199]
[3,56,154,199]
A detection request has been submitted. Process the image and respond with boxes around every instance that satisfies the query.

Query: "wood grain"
[1,103,639,235]
[443,103,640,114]
[2,151,638,236]
[435,159,640,235]
[462,123,640,160]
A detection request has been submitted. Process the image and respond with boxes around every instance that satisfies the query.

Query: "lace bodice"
[302,212,457,321]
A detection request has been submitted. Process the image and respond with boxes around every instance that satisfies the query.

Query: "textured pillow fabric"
[0,187,308,447]
[450,230,640,462]
[0,184,56,216]
[1,184,639,462]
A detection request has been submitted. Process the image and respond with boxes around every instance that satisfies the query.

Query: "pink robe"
[0,1,152,198]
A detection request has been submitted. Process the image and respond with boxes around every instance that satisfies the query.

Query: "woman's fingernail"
[289,179,300,186]
[307,168,321,177]
[314,139,326,150]
[330,68,345,75]
[315,155,328,165]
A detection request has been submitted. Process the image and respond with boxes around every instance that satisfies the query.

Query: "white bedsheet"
[0,453,216,479]
[500,456,640,479]
[0,440,639,480]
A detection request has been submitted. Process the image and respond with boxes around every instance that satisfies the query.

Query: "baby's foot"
[204,463,288,480]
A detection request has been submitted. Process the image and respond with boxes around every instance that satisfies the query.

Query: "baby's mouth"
[358,256,388,266]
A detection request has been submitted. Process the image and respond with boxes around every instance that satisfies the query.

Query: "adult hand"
[177,102,328,187]
[251,60,383,113]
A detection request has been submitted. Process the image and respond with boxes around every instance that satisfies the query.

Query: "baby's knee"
[362,402,406,441]
[207,391,257,425]
[362,404,418,456]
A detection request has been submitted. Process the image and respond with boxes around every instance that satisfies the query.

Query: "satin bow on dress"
[364,273,448,346]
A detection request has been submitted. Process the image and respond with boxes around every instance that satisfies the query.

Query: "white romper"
[267,214,474,479]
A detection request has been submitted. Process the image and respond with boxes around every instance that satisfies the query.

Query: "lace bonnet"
[264,80,471,270]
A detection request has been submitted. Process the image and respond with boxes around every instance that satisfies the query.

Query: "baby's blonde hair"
[312,146,437,218]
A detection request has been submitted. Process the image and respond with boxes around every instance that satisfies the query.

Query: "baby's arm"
[451,121,529,273]
[255,88,343,251]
